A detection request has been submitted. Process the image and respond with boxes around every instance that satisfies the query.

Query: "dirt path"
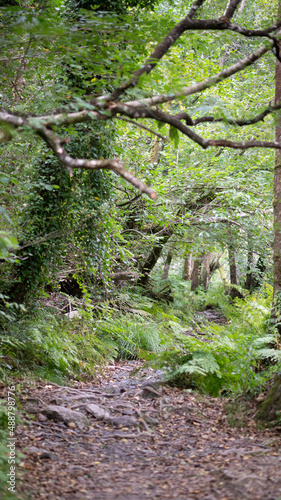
[10,362,281,499]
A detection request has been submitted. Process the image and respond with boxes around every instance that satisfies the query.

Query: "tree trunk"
[254,256,266,288]
[162,250,173,279]
[201,253,221,290]
[273,4,281,330]
[201,254,211,290]
[244,233,254,291]
[190,257,202,291]
[228,242,242,298]
[256,375,281,423]
[183,255,193,281]
[257,3,281,425]
[138,230,172,287]
[228,244,238,286]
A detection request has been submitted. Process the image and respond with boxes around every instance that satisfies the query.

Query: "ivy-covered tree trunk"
[9,160,72,302]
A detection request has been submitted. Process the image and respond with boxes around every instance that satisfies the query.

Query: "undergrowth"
[0,281,280,399]
[0,308,111,382]
[143,282,281,396]
[0,292,174,381]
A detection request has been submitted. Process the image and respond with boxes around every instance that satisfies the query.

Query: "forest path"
[15,361,281,500]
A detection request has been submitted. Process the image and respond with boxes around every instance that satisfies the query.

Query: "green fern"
[256,348,281,362]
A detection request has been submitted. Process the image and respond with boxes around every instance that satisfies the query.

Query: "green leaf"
[169,126,180,148]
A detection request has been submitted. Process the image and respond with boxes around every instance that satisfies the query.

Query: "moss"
[256,375,281,423]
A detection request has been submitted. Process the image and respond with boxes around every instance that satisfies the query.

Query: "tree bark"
[257,4,281,425]
[228,241,242,298]
[162,250,173,279]
[201,254,211,290]
[190,257,202,291]
[228,244,238,287]
[201,253,221,290]
[244,232,254,291]
[273,4,281,322]
[183,255,193,281]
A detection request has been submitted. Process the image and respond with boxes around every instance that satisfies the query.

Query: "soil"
[4,361,281,500]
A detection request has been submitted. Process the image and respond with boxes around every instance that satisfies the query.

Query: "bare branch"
[192,103,281,126]
[208,139,281,150]
[36,109,104,127]
[125,43,271,108]
[117,194,142,207]
[188,0,206,19]
[19,230,62,250]
[106,15,280,103]
[114,104,209,148]
[239,0,247,12]
[116,104,281,151]
[116,117,169,142]
[223,0,242,22]
[108,0,207,101]
[193,216,245,227]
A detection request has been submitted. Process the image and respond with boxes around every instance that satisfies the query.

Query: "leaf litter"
[4,360,281,500]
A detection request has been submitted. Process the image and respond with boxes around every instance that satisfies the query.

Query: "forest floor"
[5,357,281,500]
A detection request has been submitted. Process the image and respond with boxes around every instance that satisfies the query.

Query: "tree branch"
[117,194,142,207]
[36,126,157,199]
[223,0,242,22]
[208,139,281,149]
[103,16,280,104]
[188,0,206,19]
[115,104,209,148]
[116,117,169,142]
[189,103,281,127]
[125,43,271,108]
[108,0,207,102]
